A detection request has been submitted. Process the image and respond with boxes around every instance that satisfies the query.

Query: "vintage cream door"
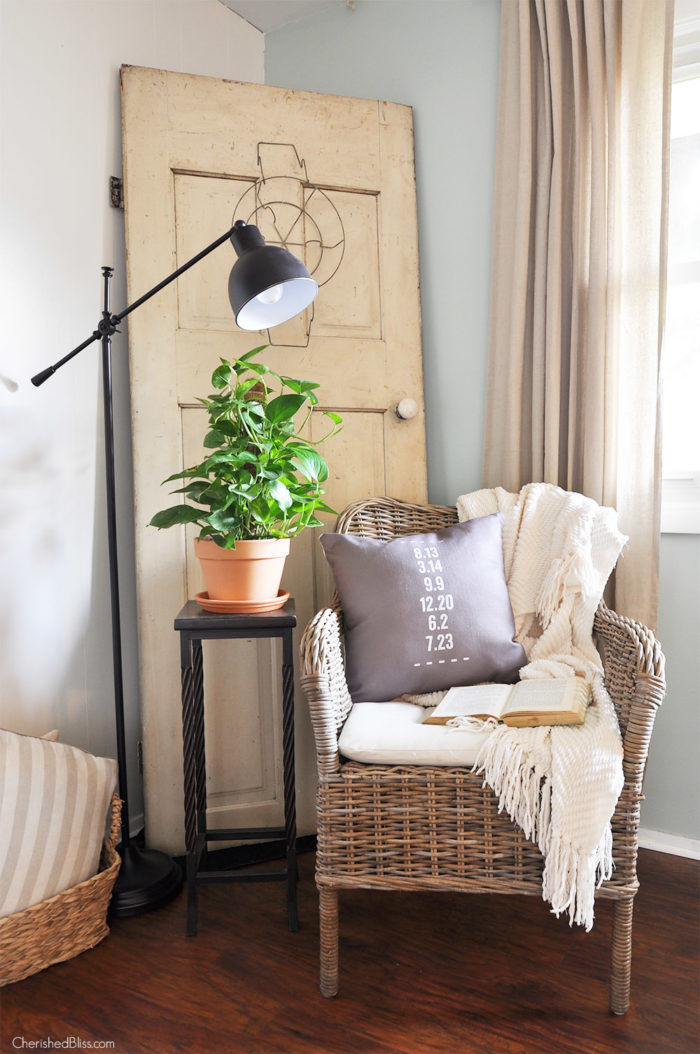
[121,66,427,853]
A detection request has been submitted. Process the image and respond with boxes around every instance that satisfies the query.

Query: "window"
[661,11,700,533]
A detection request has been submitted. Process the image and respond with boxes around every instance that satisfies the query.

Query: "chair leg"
[319,887,339,998]
[610,897,634,1015]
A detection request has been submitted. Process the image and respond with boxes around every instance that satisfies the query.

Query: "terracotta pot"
[194,537,290,603]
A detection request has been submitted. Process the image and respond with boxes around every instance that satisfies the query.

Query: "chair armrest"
[594,601,666,791]
[300,605,354,777]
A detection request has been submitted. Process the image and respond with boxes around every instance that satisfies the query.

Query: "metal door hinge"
[137,739,144,774]
[110,176,124,209]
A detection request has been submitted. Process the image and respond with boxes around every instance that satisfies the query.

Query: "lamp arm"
[31,223,239,387]
[114,223,237,325]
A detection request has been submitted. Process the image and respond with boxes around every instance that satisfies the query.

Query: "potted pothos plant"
[150,345,341,610]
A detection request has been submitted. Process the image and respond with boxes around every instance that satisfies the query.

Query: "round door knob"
[396,397,418,420]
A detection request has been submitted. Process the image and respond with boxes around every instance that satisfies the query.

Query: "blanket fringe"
[474,725,547,845]
[542,825,614,931]
[473,725,615,931]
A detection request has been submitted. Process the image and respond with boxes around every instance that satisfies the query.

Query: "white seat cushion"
[338,701,489,767]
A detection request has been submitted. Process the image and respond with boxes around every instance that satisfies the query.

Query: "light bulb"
[256,284,284,305]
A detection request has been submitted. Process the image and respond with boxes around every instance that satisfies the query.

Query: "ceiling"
[218,0,345,33]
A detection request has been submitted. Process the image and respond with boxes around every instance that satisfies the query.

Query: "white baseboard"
[638,827,700,860]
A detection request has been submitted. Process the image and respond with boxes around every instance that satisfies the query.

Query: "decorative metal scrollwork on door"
[232,142,346,345]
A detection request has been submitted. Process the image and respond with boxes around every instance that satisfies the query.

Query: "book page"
[504,677,582,716]
[425,683,514,723]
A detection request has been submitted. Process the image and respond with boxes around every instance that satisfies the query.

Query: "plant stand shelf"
[174,598,298,937]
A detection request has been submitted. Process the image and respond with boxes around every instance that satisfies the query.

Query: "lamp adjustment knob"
[395,397,419,421]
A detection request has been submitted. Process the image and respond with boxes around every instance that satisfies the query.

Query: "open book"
[423,677,591,728]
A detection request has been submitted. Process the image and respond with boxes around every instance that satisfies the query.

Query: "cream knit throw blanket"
[456,483,627,930]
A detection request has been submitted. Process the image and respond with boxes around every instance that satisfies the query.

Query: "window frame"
[661,10,700,535]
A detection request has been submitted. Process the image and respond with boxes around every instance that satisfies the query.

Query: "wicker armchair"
[300,497,665,1015]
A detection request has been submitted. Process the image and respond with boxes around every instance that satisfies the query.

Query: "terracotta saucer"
[194,590,290,614]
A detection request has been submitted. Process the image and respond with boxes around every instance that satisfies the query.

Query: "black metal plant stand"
[174,599,298,937]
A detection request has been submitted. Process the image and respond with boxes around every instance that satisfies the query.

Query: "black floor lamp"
[31,221,318,916]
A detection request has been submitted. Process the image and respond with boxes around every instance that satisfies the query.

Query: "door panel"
[175,173,256,332]
[122,66,426,852]
[202,638,282,831]
[310,190,381,340]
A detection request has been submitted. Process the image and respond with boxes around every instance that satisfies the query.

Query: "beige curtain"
[483,0,673,628]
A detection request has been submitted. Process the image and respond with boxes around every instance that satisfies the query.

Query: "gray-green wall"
[271,0,500,502]
[645,534,699,839]
[266,0,699,844]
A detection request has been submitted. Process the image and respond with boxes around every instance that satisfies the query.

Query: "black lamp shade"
[228,221,318,330]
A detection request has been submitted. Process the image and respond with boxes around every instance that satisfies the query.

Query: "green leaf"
[218,533,241,549]
[236,377,265,399]
[290,446,327,482]
[226,470,252,491]
[162,467,206,484]
[235,345,269,364]
[203,429,228,448]
[210,419,237,438]
[281,377,320,396]
[150,505,204,529]
[313,500,337,515]
[265,393,306,424]
[268,478,293,511]
[241,401,266,420]
[238,360,270,378]
[248,496,274,523]
[259,465,282,480]
[211,361,232,389]
[207,509,241,532]
[199,483,228,507]
[228,481,262,500]
[171,481,210,501]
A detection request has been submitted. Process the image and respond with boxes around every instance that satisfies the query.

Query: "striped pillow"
[0,730,118,919]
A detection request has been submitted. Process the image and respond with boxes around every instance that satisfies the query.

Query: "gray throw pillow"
[320,513,526,702]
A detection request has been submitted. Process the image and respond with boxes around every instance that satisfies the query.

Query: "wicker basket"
[0,792,122,986]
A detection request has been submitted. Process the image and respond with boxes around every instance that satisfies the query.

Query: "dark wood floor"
[2,848,698,1054]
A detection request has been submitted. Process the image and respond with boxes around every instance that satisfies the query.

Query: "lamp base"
[110,843,183,917]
